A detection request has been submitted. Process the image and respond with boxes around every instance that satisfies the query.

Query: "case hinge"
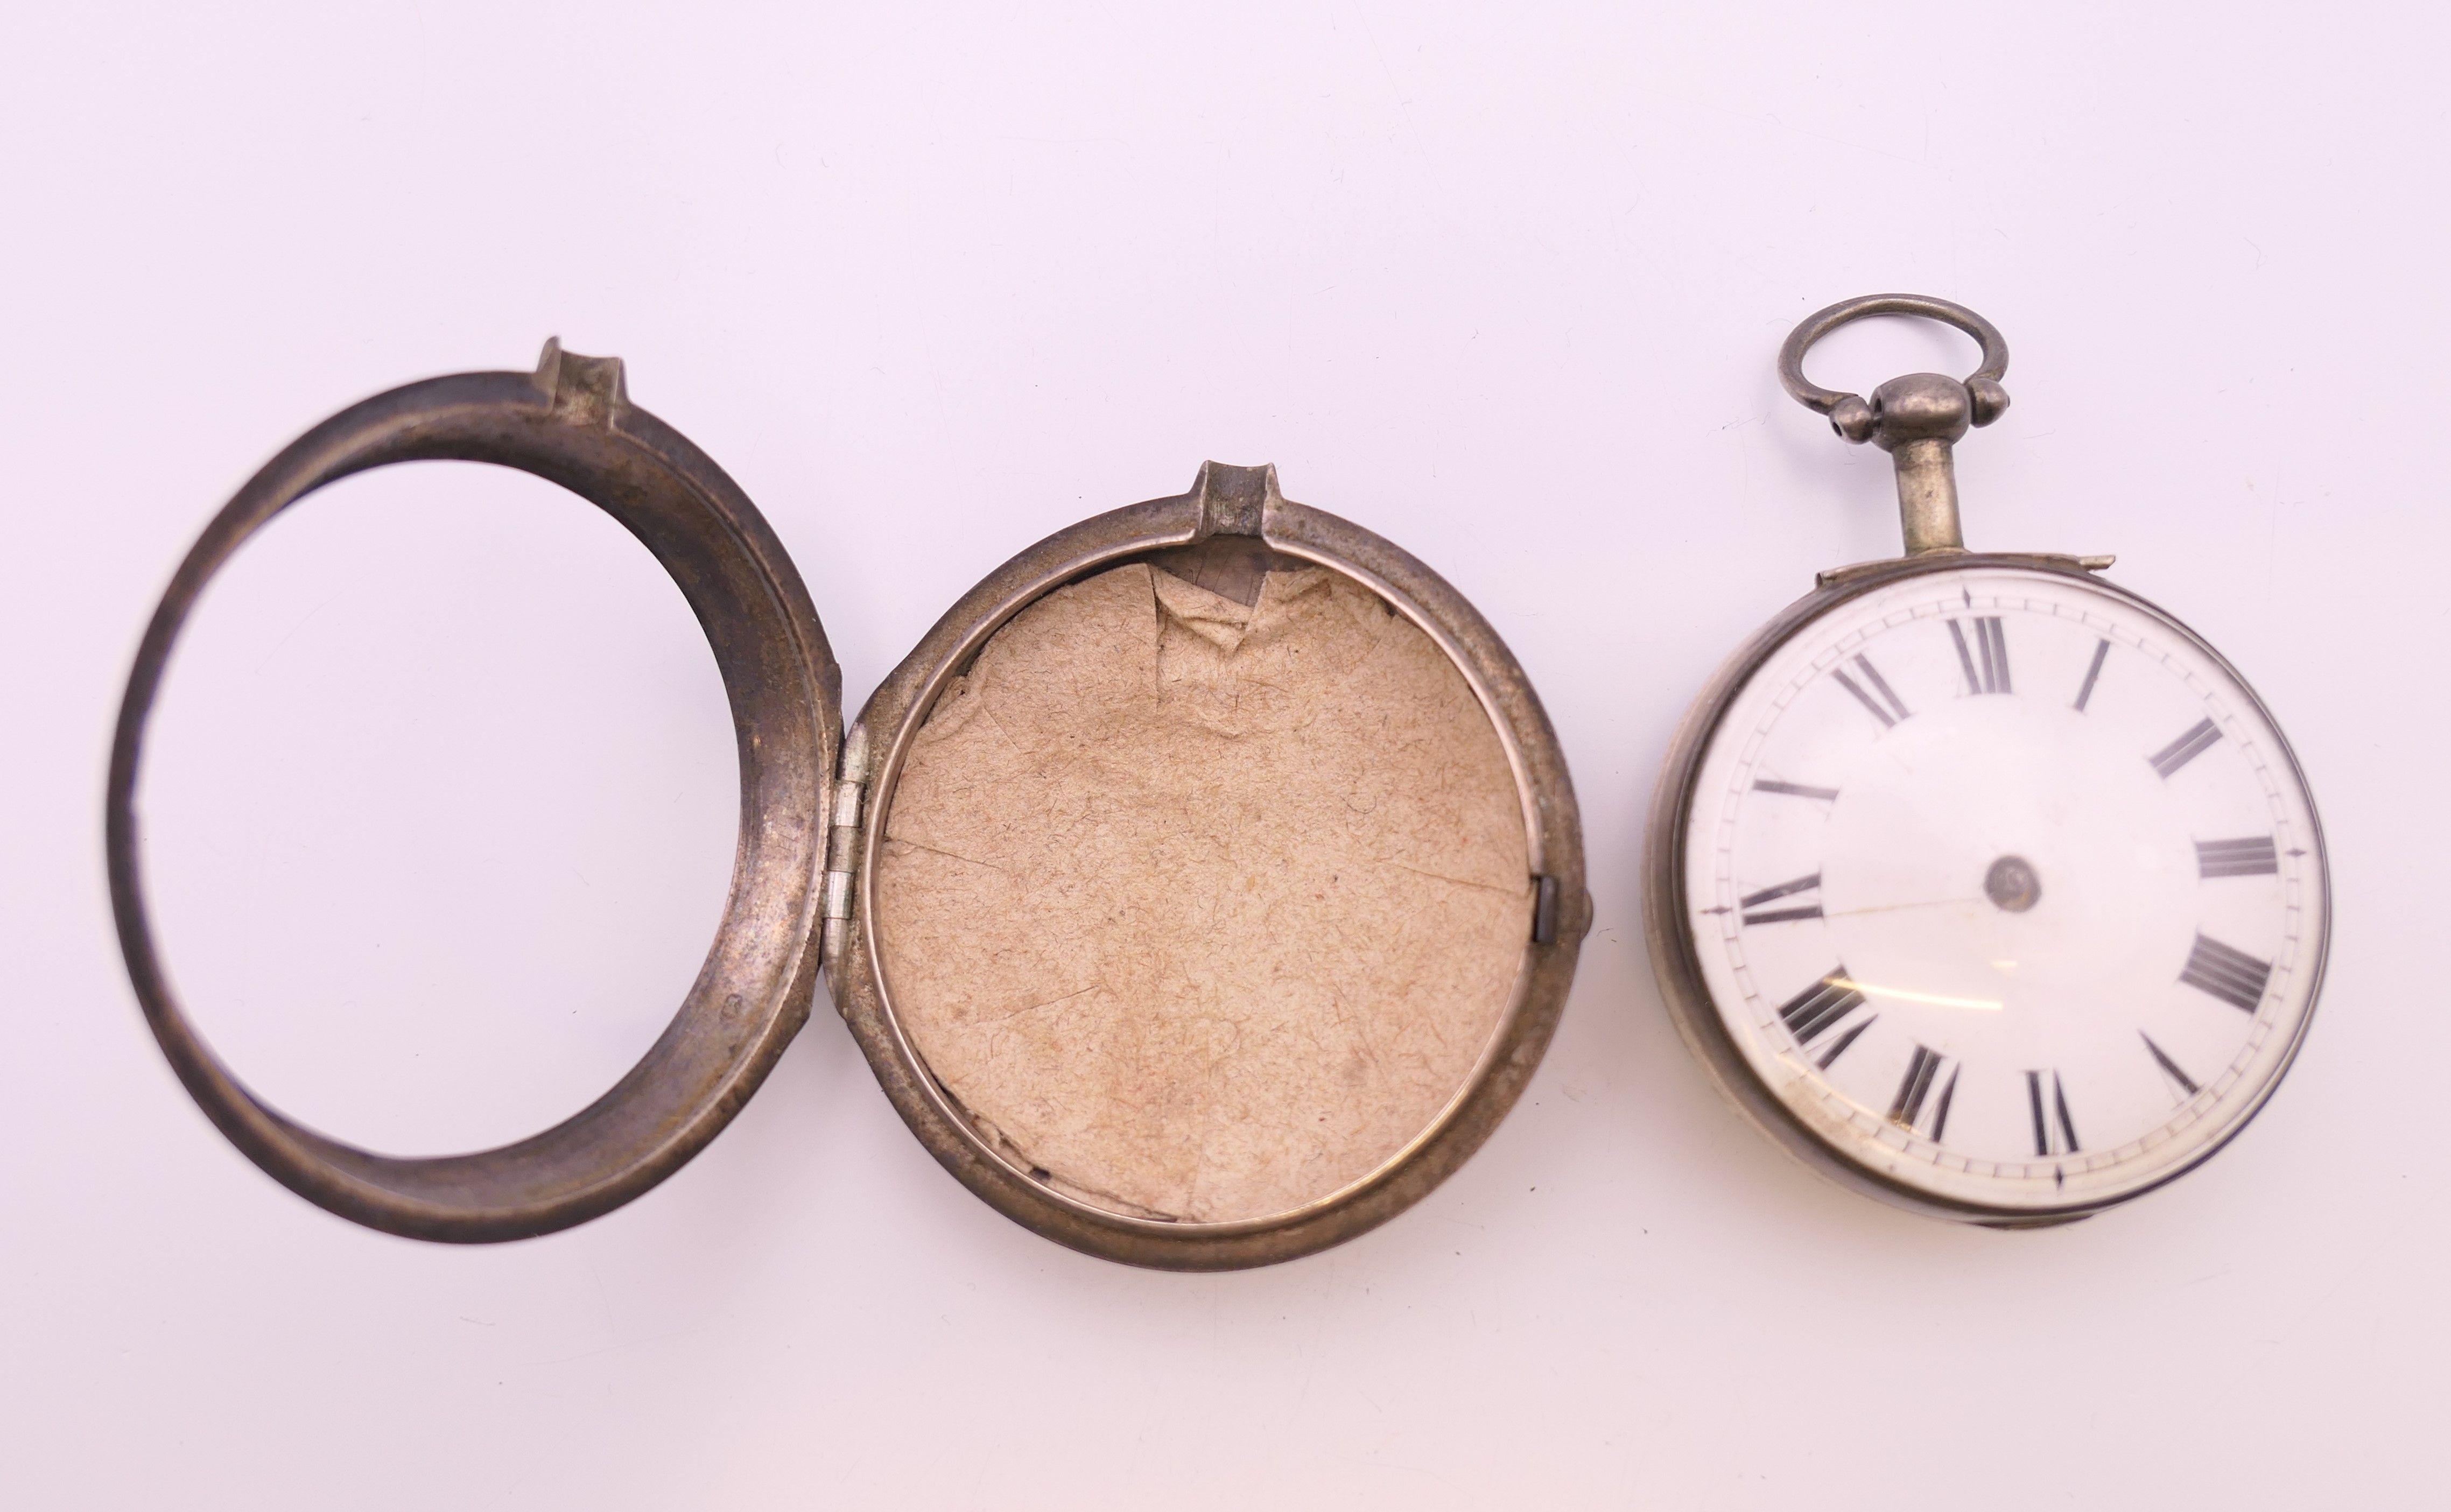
[819,745,866,994]
[818,725,867,995]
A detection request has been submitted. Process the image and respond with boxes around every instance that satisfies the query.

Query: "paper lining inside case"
[873,547,1531,1223]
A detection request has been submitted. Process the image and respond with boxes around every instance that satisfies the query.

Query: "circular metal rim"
[106,343,842,1243]
[831,474,1589,1269]
[1642,552,2331,1227]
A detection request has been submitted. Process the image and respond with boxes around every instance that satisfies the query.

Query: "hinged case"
[108,346,1589,1270]
[826,459,1588,1267]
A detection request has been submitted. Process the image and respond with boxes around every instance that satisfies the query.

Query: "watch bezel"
[1643,552,2331,1226]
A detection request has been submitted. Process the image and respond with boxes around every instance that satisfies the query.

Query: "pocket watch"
[107,342,1587,1269]
[1644,294,2329,1226]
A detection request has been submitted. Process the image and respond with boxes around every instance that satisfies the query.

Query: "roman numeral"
[1831,653,1911,729]
[2074,638,2111,712]
[2141,1032,2200,1100]
[1740,873,1823,926]
[1948,617,2011,695]
[2180,933,2272,1012]
[1887,1045,1960,1141]
[1776,971,1875,1068]
[2026,1070,2080,1156]
[2149,718,2222,779]
[2196,836,2279,878]
[1753,778,1841,802]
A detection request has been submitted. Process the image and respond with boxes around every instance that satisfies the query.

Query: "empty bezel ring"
[107,343,841,1242]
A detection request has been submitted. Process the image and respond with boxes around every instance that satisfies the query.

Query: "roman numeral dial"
[2150,718,2222,779]
[1948,616,2011,695]
[1888,1045,1960,1141]
[1831,654,1911,729]
[1740,873,1822,925]
[2142,1033,2200,1100]
[1775,971,1874,1069]
[1753,778,1839,802]
[2196,836,2278,878]
[2180,933,2272,1012]
[2074,638,2111,712]
[1683,565,2326,1215]
[2026,1071,2080,1157]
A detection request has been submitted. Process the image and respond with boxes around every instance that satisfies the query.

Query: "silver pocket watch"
[1644,294,2329,1226]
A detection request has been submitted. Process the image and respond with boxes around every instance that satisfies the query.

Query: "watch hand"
[1821,896,1978,919]
[1828,976,2003,1012]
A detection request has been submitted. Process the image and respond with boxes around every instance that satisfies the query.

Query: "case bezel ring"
[106,343,841,1242]
[1642,551,2329,1226]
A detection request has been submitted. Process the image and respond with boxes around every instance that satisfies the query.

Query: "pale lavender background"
[2,4,2435,1507]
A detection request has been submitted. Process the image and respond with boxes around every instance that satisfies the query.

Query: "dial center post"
[1984,855,2041,913]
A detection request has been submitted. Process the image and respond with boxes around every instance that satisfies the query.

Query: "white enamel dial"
[1680,564,2327,1215]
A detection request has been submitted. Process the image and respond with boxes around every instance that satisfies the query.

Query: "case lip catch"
[1189,460,1283,539]
[1813,551,2116,591]
[1532,875,1562,945]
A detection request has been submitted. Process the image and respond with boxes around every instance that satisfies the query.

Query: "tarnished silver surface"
[111,373,1583,1266]
[828,463,1590,1269]
[1778,293,2011,556]
[1647,296,2330,1226]
[107,342,843,1242]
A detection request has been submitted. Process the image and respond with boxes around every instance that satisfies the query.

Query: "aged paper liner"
[875,561,1530,1222]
